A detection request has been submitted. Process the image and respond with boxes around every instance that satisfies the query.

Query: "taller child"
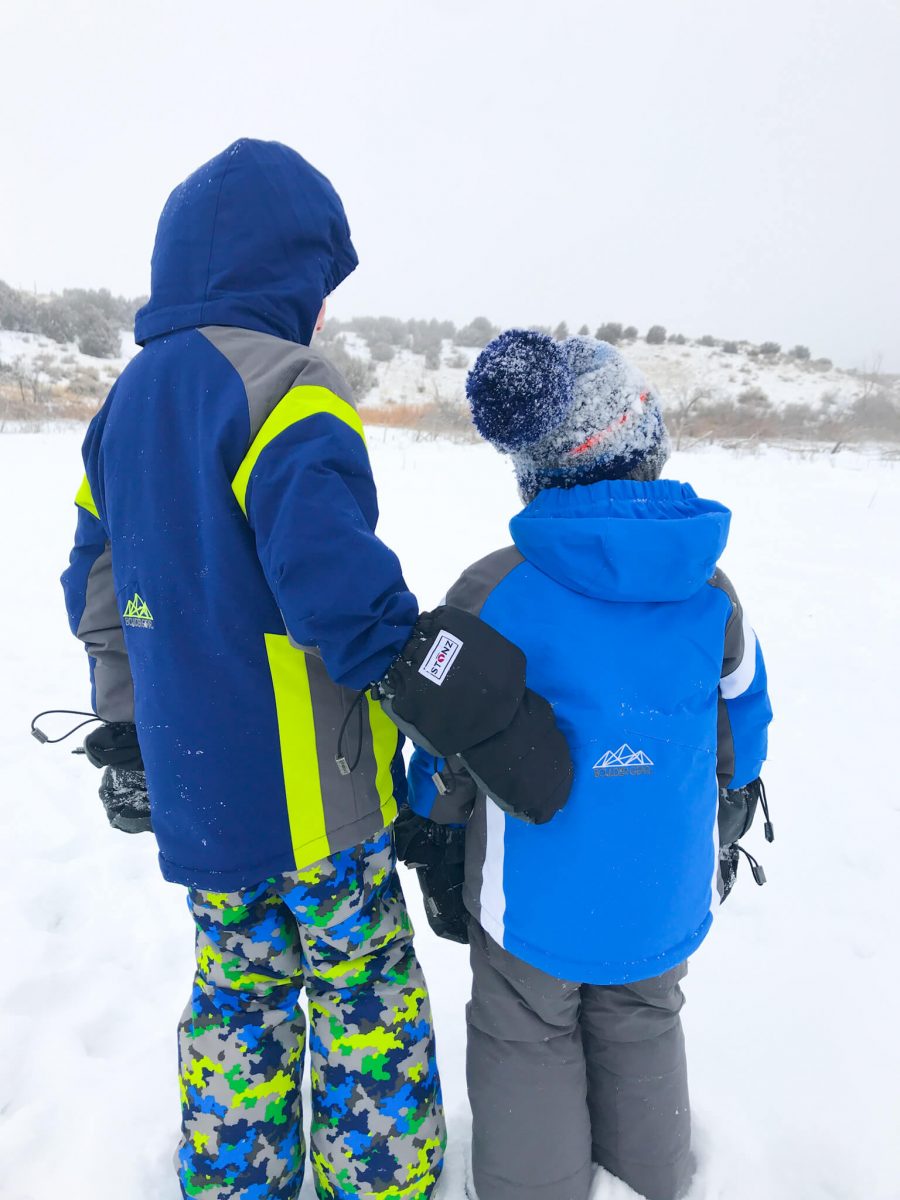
[61,139,571,1200]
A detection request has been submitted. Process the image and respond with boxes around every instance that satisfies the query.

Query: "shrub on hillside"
[789,345,811,361]
[622,326,638,340]
[759,341,781,356]
[646,325,666,345]
[553,321,569,341]
[737,386,771,408]
[454,317,499,348]
[668,333,687,345]
[328,340,376,401]
[722,341,739,354]
[595,322,623,344]
[697,335,717,348]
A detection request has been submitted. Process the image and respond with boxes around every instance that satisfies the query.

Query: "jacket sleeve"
[60,476,135,722]
[238,400,418,690]
[712,570,772,789]
[408,749,477,826]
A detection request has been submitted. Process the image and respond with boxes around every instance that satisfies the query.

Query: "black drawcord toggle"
[757,778,775,843]
[335,689,370,777]
[31,709,102,747]
[736,843,767,886]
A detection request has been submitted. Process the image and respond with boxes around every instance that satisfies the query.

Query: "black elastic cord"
[335,690,369,776]
[757,779,774,843]
[31,709,101,745]
[735,843,767,886]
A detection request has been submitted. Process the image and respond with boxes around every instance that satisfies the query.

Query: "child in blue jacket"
[401,331,773,1200]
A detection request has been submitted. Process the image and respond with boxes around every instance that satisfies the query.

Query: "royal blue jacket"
[409,479,772,985]
[62,140,416,889]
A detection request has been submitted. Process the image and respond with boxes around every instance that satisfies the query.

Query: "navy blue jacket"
[410,480,772,984]
[62,140,416,889]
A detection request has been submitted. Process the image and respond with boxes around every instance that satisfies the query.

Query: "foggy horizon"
[2,0,897,371]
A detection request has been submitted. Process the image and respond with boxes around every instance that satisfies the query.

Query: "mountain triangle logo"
[123,593,154,629]
[593,743,654,778]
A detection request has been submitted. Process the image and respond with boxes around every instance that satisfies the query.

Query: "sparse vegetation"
[1,294,896,450]
[595,322,623,345]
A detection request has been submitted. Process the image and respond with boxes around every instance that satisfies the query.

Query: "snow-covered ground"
[1,429,898,1200]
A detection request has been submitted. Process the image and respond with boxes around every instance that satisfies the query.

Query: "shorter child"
[399,332,773,1200]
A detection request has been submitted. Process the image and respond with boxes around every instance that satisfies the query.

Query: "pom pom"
[466,329,574,451]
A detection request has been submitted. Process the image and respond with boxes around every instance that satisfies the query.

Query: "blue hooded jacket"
[409,479,772,985]
[63,140,416,889]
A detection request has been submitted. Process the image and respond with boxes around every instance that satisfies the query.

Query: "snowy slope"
[0,324,885,420]
[0,430,898,1200]
[354,338,874,415]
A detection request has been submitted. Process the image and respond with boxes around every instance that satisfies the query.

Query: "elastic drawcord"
[735,843,767,886]
[31,709,102,745]
[335,690,370,776]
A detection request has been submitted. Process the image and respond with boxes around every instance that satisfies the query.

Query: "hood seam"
[198,152,236,326]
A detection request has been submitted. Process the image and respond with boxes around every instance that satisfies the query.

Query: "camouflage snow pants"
[177,829,446,1200]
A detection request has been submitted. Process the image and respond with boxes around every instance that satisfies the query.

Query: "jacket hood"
[135,139,358,347]
[509,479,731,602]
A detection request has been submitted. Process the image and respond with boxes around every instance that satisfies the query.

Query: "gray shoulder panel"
[446,546,526,617]
[707,568,744,679]
[76,543,135,722]
[199,326,355,442]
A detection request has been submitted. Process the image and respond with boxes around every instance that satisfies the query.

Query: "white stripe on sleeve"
[720,613,757,700]
[478,799,507,947]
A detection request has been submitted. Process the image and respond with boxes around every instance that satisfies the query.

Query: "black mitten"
[84,722,144,771]
[717,777,773,845]
[394,807,469,944]
[98,766,153,834]
[84,723,152,834]
[379,606,573,825]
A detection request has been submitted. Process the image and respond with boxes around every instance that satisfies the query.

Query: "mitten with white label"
[377,605,573,824]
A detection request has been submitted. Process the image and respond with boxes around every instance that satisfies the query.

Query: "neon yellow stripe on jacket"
[75,474,100,519]
[232,386,366,516]
[264,633,331,869]
[367,693,400,830]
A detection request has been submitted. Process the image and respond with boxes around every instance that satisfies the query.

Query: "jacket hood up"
[135,138,358,348]
[509,479,731,603]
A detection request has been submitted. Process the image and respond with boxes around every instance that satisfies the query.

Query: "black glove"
[83,722,144,771]
[378,606,573,825]
[394,807,469,944]
[98,766,153,834]
[717,777,773,846]
[83,723,152,834]
[718,844,740,902]
[717,777,772,897]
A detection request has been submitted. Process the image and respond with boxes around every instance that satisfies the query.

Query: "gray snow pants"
[467,923,692,1200]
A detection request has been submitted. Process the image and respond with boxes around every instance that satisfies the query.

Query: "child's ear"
[315,300,327,334]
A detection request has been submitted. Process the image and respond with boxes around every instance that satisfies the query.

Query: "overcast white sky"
[1,0,897,369]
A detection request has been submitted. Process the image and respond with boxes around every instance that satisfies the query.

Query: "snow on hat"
[467,331,670,501]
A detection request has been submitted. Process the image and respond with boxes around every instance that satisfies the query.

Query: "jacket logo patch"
[418,631,462,686]
[123,593,154,629]
[593,743,654,777]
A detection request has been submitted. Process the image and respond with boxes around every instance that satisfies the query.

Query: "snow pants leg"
[466,923,691,1200]
[581,964,692,1200]
[177,829,446,1200]
[466,923,592,1200]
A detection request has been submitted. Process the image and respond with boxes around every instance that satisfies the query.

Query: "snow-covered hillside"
[347,336,880,416]
[1,323,892,427]
[0,429,897,1200]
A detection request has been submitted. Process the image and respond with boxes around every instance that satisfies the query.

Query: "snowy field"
[0,428,898,1200]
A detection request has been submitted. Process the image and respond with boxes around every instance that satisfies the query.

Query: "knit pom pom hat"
[466,331,671,502]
